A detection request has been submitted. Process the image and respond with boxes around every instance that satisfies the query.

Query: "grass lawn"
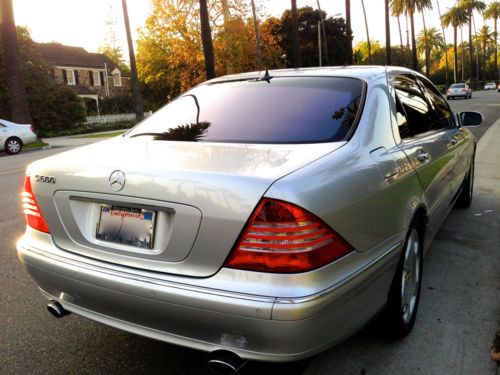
[25,140,49,149]
[72,131,126,139]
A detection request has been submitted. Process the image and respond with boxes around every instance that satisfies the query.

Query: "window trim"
[66,69,75,85]
[113,69,122,87]
[92,70,101,86]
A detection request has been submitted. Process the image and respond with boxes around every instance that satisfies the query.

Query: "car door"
[416,76,468,196]
[391,74,457,240]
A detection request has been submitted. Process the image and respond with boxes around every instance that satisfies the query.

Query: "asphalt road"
[0,91,498,375]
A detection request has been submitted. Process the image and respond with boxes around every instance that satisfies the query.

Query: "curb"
[24,145,52,152]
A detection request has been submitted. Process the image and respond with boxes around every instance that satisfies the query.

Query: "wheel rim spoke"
[401,229,420,323]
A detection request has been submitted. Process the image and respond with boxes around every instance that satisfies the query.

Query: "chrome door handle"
[450,136,458,145]
[416,149,429,163]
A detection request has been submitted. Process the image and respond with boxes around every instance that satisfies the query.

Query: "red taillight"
[447,89,451,93]
[22,176,50,233]
[225,199,352,273]
[462,89,467,93]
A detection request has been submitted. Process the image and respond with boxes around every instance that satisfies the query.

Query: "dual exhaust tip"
[207,350,247,375]
[47,300,69,318]
[46,301,245,375]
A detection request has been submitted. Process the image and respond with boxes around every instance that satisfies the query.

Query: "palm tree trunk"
[291,0,302,67]
[199,0,216,79]
[453,26,458,83]
[495,18,498,80]
[122,0,144,121]
[461,27,465,81]
[436,0,449,83]
[346,0,353,65]
[422,13,430,76]
[221,0,233,74]
[482,41,487,82]
[250,0,263,70]
[397,16,403,49]
[0,0,33,125]
[410,10,418,70]
[405,12,410,49]
[385,0,391,65]
[360,0,371,64]
[468,13,474,81]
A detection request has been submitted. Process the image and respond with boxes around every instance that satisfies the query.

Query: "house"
[36,42,130,113]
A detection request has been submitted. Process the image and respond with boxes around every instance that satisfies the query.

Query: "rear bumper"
[17,234,401,362]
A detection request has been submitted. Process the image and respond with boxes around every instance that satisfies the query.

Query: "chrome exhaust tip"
[207,350,247,375]
[47,300,69,318]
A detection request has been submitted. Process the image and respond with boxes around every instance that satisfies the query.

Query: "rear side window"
[394,75,432,138]
[128,77,364,143]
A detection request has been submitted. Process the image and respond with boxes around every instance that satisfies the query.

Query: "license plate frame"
[96,204,156,249]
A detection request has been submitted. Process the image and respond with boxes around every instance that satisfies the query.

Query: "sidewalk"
[43,129,128,148]
[305,119,500,375]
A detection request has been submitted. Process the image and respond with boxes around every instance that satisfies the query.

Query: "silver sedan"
[17,67,480,371]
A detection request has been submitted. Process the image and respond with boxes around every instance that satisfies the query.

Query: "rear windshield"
[451,84,466,88]
[127,77,364,143]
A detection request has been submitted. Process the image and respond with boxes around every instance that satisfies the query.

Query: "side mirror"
[460,111,483,127]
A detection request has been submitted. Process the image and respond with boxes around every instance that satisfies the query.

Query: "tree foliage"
[137,0,285,110]
[0,27,85,132]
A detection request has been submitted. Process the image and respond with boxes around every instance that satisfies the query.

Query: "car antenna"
[258,69,273,83]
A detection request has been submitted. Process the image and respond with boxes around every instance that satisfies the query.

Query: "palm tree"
[291,0,302,67]
[0,0,33,125]
[484,1,500,80]
[122,0,144,121]
[199,0,215,79]
[360,0,371,64]
[474,25,494,80]
[416,27,444,76]
[316,0,329,65]
[391,0,432,71]
[459,0,486,81]
[385,0,392,65]
[346,0,354,64]
[442,5,469,83]
[436,0,449,83]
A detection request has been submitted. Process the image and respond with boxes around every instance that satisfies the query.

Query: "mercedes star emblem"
[109,170,126,192]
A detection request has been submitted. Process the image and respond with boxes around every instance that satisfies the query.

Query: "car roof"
[207,66,422,85]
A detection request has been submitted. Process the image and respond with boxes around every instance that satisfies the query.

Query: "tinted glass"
[418,78,454,130]
[450,84,465,88]
[394,75,432,138]
[128,77,364,143]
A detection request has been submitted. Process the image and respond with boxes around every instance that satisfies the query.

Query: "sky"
[13,0,497,56]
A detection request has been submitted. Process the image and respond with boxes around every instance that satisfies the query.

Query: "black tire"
[382,223,423,338]
[5,137,22,155]
[447,96,450,100]
[455,157,474,208]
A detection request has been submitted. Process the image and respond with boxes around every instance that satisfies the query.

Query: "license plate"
[96,205,156,249]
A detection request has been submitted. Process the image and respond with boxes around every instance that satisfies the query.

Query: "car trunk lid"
[28,137,344,277]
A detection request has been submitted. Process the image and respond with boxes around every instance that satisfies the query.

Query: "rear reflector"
[225,199,352,273]
[22,176,50,233]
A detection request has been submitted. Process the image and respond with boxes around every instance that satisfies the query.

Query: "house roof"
[35,42,126,75]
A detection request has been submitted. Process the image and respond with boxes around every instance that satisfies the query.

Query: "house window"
[113,71,122,87]
[66,69,75,85]
[92,71,101,86]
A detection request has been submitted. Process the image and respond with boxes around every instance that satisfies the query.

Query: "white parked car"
[0,119,37,154]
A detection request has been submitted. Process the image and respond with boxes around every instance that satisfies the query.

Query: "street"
[1,91,499,375]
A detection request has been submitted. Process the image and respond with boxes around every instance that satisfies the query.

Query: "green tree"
[279,6,351,67]
[459,0,486,81]
[0,28,85,134]
[416,27,444,76]
[484,2,500,80]
[473,25,494,81]
[0,0,33,125]
[442,5,468,83]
